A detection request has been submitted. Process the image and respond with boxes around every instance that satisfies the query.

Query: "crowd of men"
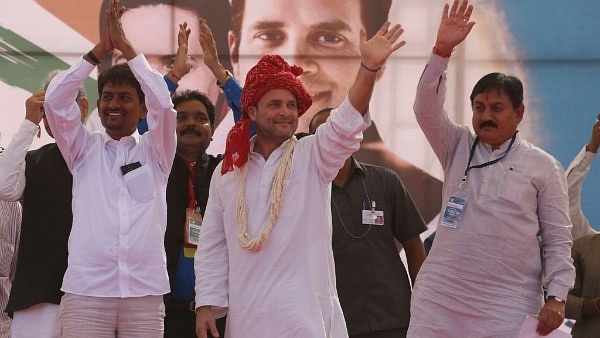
[0,0,598,337]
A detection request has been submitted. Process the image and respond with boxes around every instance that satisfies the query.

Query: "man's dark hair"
[98,0,232,72]
[172,89,216,128]
[309,107,334,134]
[230,0,392,63]
[469,72,524,109]
[97,63,145,103]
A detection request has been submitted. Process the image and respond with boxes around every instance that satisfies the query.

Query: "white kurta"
[565,146,598,240]
[408,54,575,337]
[44,55,176,297]
[195,98,370,337]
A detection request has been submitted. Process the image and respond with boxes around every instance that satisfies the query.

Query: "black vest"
[5,143,72,315]
[164,153,222,291]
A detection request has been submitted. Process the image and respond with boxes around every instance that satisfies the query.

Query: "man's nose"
[281,38,318,75]
[481,108,494,120]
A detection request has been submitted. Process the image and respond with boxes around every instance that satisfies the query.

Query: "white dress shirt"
[0,120,39,201]
[565,146,598,240]
[195,98,370,337]
[44,54,176,297]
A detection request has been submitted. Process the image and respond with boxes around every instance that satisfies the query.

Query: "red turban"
[221,55,312,174]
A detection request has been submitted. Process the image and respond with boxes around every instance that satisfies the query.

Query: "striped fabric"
[0,200,22,338]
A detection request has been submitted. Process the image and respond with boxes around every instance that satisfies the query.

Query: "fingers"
[25,91,46,124]
[536,303,564,336]
[449,0,459,17]
[447,0,473,22]
[208,320,220,337]
[376,21,391,36]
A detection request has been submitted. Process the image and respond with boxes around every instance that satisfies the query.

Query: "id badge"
[184,208,202,257]
[362,210,384,226]
[441,194,467,229]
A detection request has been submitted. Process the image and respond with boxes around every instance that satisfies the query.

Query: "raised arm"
[198,18,246,129]
[0,91,45,201]
[566,115,600,239]
[432,0,475,57]
[348,22,404,115]
[199,18,232,88]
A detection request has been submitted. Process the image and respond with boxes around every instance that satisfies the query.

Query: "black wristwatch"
[547,295,566,303]
[216,69,233,88]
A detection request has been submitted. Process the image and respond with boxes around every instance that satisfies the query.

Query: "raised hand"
[434,0,475,55]
[106,0,136,60]
[198,18,220,71]
[586,114,600,153]
[359,21,405,71]
[25,90,45,125]
[198,18,231,85]
[171,22,192,80]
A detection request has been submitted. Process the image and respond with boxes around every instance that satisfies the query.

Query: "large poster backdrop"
[1,0,599,231]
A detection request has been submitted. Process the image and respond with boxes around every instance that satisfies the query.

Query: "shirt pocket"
[497,168,536,211]
[124,164,156,203]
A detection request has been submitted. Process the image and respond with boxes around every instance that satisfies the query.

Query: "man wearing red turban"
[194,22,406,338]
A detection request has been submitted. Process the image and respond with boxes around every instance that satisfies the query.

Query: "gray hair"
[43,69,86,103]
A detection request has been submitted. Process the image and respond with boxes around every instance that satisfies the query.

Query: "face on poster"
[1,0,599,229]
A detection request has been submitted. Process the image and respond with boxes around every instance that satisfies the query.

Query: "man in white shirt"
[194,20,405,338]
[408,1,574,337]
[565,116,599,240]
[0,76,87,338]
[43,1,176,336]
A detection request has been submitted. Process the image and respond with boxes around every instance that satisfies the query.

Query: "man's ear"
[78,98,90,123]
[139,103,148,120]
[228,30,239,75]
[247,105,257,122]
[516,104,525,123]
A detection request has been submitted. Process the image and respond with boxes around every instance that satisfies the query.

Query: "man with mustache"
[163,90,225,338]
[408,1,574,337]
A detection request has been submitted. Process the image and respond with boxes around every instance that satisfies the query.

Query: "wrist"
[546,295,566,304]
[167,70,182,82]
[586,144,599,153]
[216,69,233,88]
[432,44,454,58]
[360,62,382,72]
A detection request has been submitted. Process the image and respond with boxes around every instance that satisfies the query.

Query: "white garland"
[236,137,297,251]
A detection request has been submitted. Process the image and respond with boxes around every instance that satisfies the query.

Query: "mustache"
[180,127,203,137]
[479,120,498,129]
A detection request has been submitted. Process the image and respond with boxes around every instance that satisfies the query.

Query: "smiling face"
[472,88,524,149]
[97,81,147,140]
[230,0,363,132]
[249,88,299,144]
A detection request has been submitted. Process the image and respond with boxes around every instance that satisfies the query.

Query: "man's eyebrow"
[311,20,353,33]
[250,19,353,33]
[251,20,285,31]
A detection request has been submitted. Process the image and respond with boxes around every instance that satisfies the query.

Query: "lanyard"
[461,132,517,187]
[186,162,197,210]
